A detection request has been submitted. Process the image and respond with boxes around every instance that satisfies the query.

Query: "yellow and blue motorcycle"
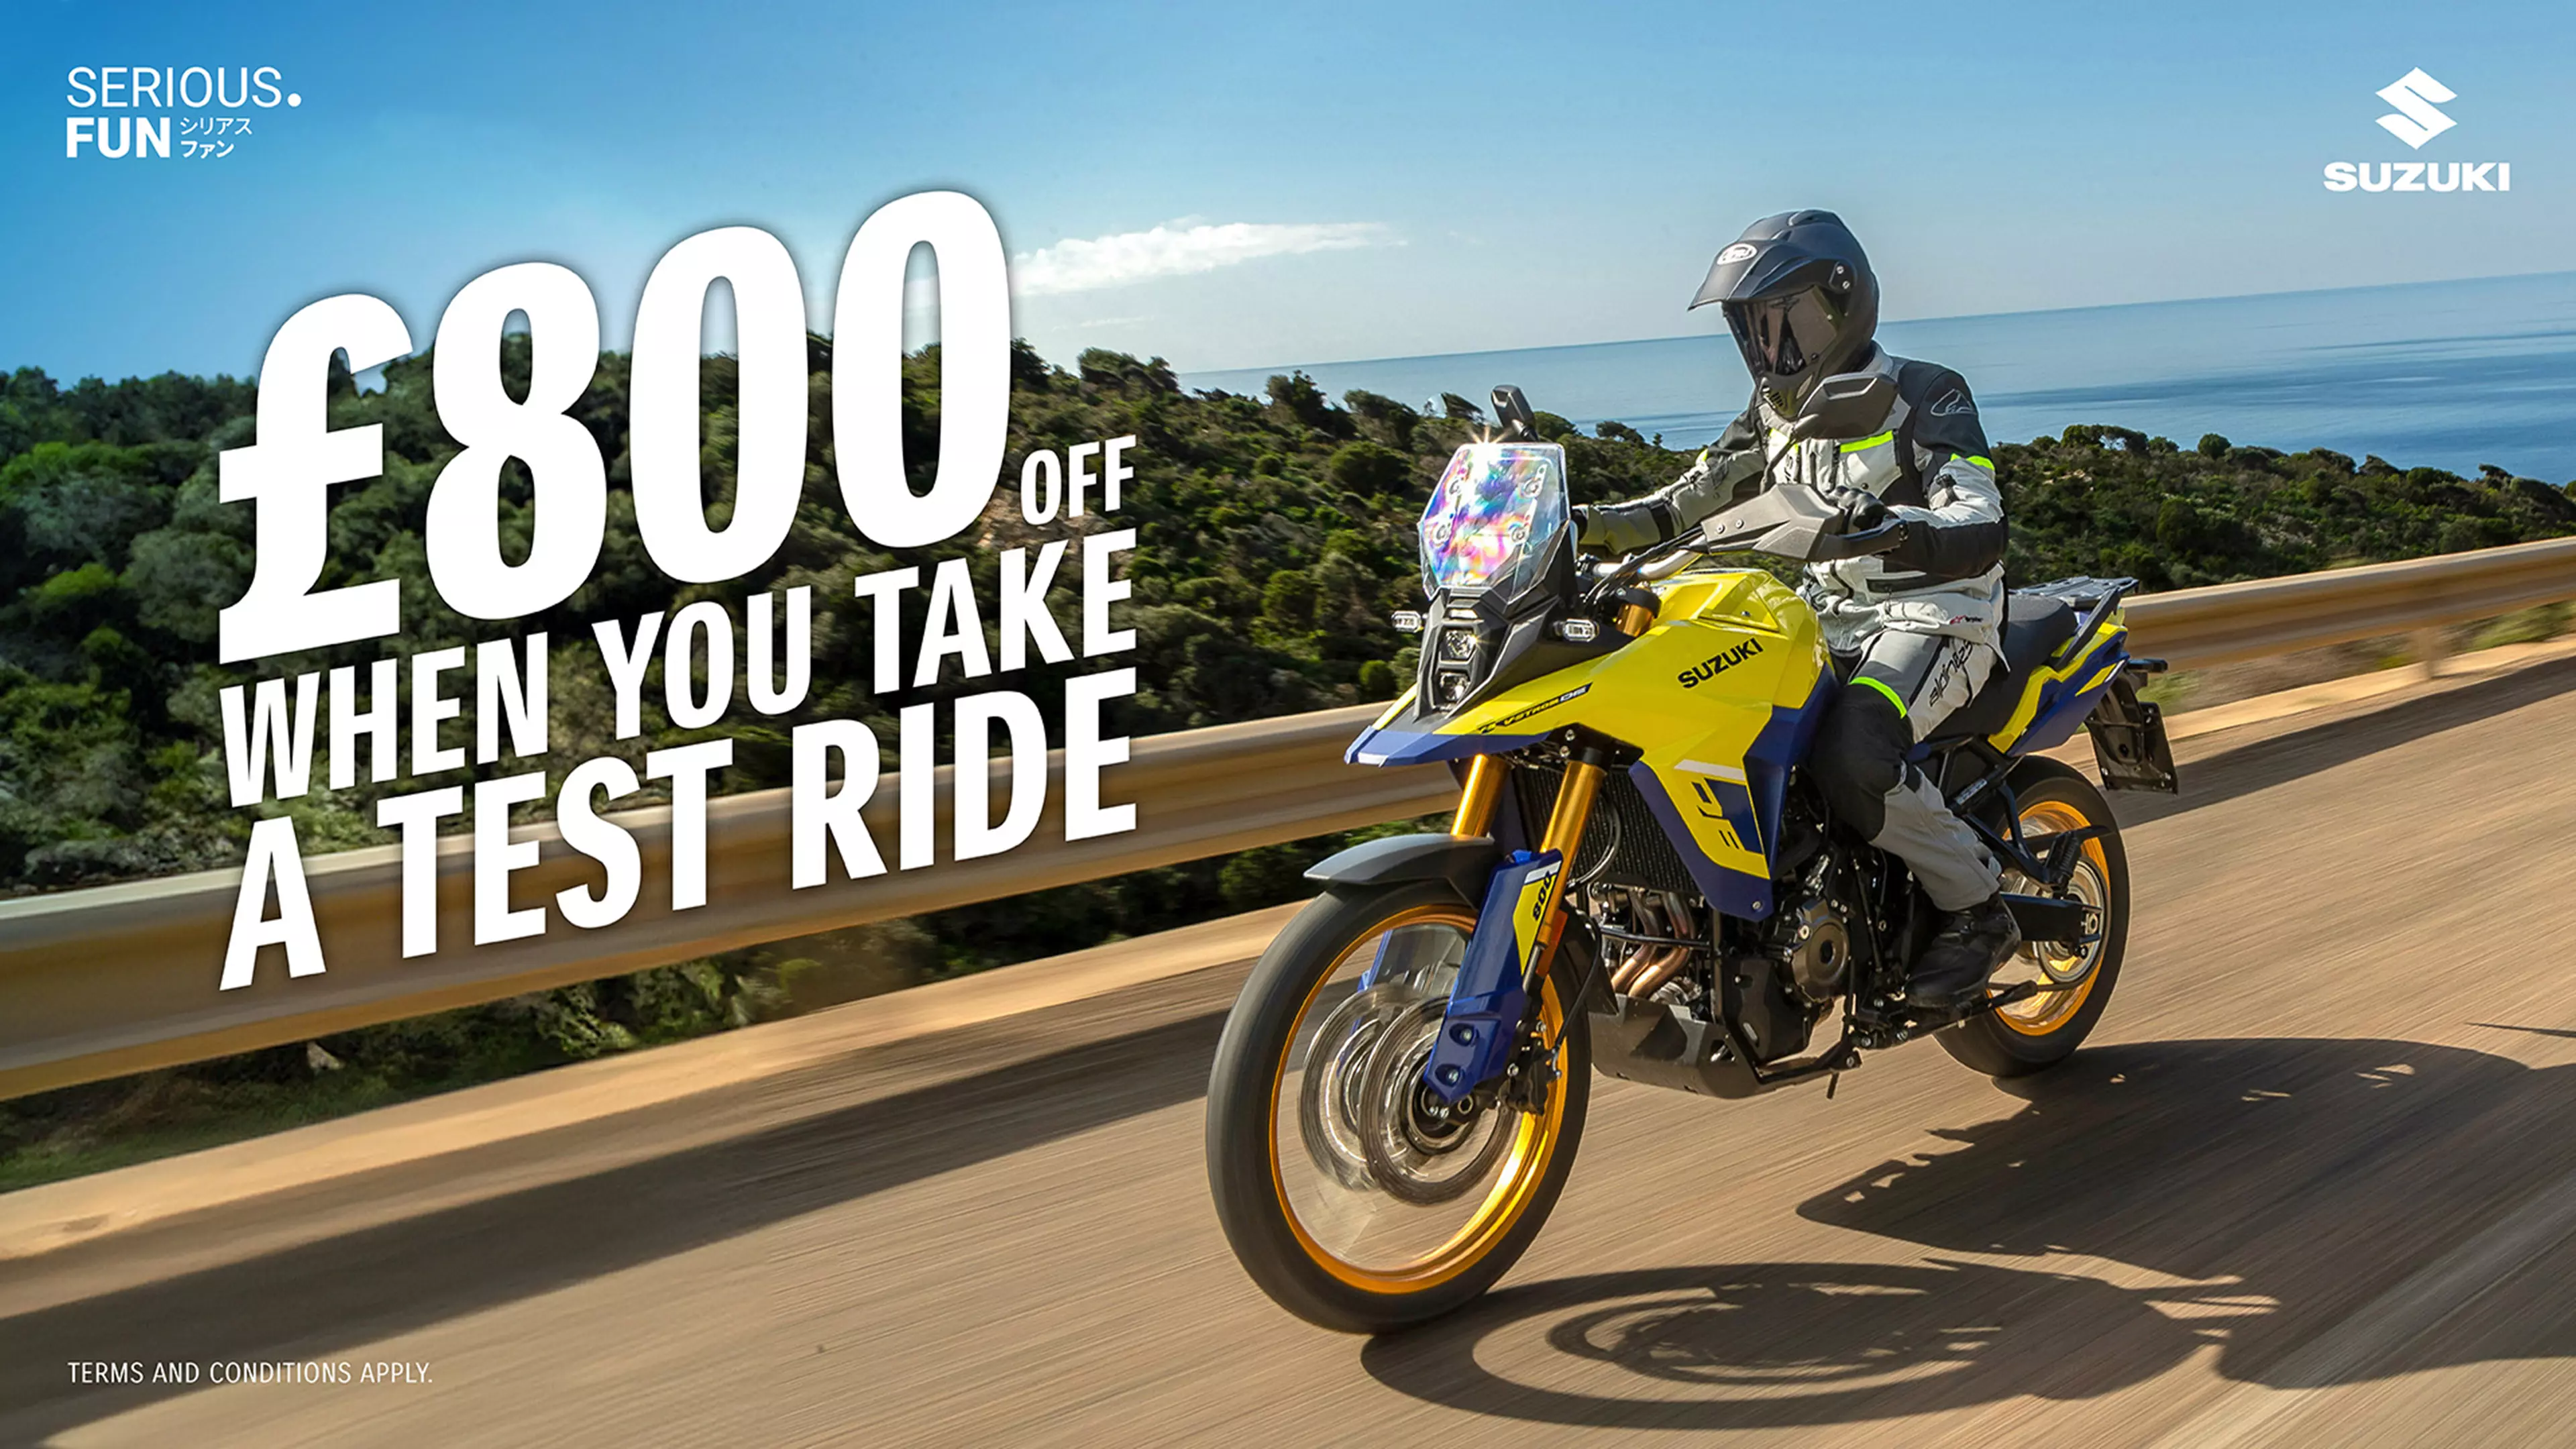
[1205,380,2178,1332]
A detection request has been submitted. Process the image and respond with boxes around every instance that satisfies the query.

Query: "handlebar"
[1583,485,1909,598]
[1811,517,1910,561]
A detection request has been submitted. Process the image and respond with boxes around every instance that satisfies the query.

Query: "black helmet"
[1690,210,1878,414]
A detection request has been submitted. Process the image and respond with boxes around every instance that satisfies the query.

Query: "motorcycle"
[1204,378,2180,1333]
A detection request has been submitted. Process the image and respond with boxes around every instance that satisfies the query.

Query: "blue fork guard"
[1419,849,1563,1105]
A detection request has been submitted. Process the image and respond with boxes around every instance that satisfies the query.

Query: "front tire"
[1205,880,1591,1333]
[1941,758,2129,1077]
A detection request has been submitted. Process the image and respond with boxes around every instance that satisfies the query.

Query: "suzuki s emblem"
[2375,68,2457,149]
[2324,68,2504,192]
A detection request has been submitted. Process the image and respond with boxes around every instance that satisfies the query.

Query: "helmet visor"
[1725,288,1843,381]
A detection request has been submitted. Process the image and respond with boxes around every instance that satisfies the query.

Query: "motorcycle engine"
[1591,881,1844,1067]
[1721,890,1849,1066]
[1772,896,1851,1004]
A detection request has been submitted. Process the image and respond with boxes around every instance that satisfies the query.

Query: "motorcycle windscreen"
[1419,442,1568,598]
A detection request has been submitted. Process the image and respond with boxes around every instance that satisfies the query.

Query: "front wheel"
[1205,880,1591,1333]
[1941,758,2130,1077]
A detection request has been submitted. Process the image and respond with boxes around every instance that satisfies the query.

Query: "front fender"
[1304,833,1503,907]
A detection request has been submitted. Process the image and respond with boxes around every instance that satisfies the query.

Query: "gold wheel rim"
[1265,903,1570,1293]
[1993,800,2108,1037]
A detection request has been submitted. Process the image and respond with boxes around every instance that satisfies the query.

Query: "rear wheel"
[1941,759,2128,1077]
[1205,881,1590,1333]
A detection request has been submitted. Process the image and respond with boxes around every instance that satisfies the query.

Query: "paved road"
[13,660,2576,1446]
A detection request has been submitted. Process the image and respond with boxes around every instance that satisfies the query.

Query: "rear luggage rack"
[2021,575,2137,665]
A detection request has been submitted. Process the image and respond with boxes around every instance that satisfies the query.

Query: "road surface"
[11,659,2576,1446]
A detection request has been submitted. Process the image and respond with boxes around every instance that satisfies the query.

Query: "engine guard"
[1586,996,1766,1099]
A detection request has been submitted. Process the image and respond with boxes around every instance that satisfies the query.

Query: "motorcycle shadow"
[1361,1034,2576,1430]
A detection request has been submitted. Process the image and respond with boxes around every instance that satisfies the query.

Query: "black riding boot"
[1907,893,2022,1010]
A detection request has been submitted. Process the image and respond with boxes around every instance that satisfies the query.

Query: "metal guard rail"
[4,533,2575,1099]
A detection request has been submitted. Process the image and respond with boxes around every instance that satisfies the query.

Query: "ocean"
[1183,271,2576,484]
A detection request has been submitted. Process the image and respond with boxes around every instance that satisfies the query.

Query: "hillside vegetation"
[2,347,2570,1181]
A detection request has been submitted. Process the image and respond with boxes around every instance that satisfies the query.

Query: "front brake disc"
[1297,982,1413,1189]
[1358,998,1516,1206]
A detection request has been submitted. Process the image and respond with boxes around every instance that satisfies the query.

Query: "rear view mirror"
[1791,372,1894,441]
[1490,384,1540,441]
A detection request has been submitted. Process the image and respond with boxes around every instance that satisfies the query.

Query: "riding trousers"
[1807,629,2003,912]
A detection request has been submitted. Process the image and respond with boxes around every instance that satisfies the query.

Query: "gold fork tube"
[1538,760,1605,862]
[1452,755,1505,838]
[1535,760,1605,953]
[1531,758,1607,1048]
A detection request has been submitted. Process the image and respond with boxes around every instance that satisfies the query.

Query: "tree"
[1327,440,1411,497]
[1265,371,1354,437]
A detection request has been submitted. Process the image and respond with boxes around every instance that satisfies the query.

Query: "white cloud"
[1013,221,1388,297]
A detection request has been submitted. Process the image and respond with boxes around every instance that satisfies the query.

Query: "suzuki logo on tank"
[2324,68,2511,194]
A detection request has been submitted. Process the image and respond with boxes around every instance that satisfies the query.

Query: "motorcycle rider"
[1575,209,2021,1012]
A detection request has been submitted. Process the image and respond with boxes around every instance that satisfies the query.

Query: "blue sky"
[7,0,2573,382]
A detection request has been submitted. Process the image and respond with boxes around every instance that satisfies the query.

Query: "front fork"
[1419,753,1607,1104]
[1449,748,1605,922]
